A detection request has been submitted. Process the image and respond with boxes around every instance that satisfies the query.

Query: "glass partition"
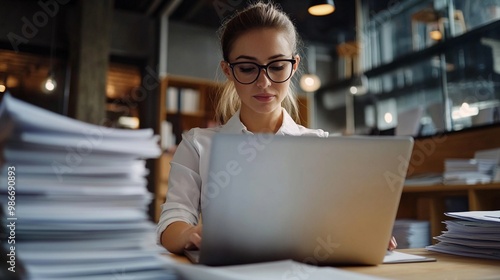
[357,0,500,136]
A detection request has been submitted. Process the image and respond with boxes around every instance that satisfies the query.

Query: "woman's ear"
[220,61,233,80]
[293,55,301,72]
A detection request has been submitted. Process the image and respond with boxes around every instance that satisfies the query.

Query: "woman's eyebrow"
[234,55,257,61]
[234,54,288,61]
[268,54,287,60]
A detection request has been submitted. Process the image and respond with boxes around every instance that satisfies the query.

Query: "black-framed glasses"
[227,59,296,84]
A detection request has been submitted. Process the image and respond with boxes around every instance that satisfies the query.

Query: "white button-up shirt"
[156,108,328,244]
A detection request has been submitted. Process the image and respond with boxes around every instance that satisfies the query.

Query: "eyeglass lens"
[231,60,294,84]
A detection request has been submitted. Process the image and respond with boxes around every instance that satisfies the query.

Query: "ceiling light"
[300,45,322,92]
[0,73,6,93]
[308,0,335,16]
[429,27,442,41]
[43,74,57,93]
[43,19,57,94]
[349,75,368,95]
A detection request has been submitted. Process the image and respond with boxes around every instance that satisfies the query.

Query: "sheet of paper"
[4,146,144,165]
[382,251,435,264]
[168,259,388,280]
[444,220,500,234]
[11,204,147,221]
[26,257,173,278]
[1,161,148,176]
[446,210,500,223]
[427,242,500,260]
[19,131,161,158]
[0,92,154,139]
[435,235,500,249]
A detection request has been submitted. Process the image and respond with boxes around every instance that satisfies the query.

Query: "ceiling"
[115,0,359,45]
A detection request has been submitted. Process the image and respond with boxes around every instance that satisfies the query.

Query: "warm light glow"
[118,116,140,129]
[0,73,6,93]
[308,4,335,16]
[107,84,117,98]
[430,29,442,41]
[300,74,321,92]
[6,76,19,88]
[384,112,393,124]
[44,76,57,92]
[304,77,315,86]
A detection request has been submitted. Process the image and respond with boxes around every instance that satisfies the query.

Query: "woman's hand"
[183,224,202,250]
[388,236,397,251]
[161,222,203,254]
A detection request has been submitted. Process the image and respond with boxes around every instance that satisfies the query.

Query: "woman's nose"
[255,68,271,88]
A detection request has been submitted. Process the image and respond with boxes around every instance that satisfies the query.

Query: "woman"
[157,1,396,254]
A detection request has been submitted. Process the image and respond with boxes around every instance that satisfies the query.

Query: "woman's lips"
[253,95,275,102]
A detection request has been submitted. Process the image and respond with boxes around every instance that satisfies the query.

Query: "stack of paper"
[493,167,500,182]
[443,158,496,184]
[404,173,443,186]
[475,148,500,164]
[427,211,500,260]
[0,94,176,280]
[392,219,431,248]
[475,148,500,183]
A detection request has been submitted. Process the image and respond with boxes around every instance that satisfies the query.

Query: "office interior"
[1,0,500,277]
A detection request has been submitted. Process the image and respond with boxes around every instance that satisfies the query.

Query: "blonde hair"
[216,1,301,124]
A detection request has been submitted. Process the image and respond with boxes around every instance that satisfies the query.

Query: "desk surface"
[169,248,500,279]
[342,248,500,279]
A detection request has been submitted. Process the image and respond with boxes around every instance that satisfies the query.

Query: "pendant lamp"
[308,0,335,16]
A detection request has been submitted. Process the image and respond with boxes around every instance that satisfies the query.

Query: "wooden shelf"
[403,182,500,193]
[152,75,222,222]
[166,111,206,118]
[397,124,500,243]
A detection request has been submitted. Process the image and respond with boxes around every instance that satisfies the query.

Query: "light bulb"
[430,29,442,41]
[384,112,393,124]
[0,84,5,93]
[44,76,57,92]
[300,74,321,92]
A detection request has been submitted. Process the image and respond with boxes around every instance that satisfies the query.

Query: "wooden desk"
[168,248,500,279]
[342,248,500,279]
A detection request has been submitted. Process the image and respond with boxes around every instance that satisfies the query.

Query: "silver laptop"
[186,134,414,266]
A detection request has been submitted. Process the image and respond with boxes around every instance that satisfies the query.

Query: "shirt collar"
[219,108,302,136]
[277,108,302,136]
[219,110,250,134]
